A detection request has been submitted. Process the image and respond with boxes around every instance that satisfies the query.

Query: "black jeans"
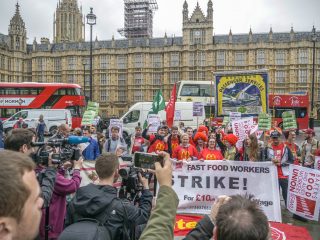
[279,178,288,206]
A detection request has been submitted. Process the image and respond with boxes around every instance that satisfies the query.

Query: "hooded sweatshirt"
[66,184,153,240]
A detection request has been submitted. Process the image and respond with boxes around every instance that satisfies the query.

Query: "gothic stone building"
[0,1,319,117]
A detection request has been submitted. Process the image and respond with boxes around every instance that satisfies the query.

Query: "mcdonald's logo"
[180,150,190,159]
[155,142,165,151]
[206,153,217,160]
[172,143,179,150]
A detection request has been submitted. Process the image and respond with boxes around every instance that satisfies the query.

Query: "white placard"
[229,112,241,123]
[172,160,281,222]
[287,165,320,221]
[174,110,182,121]
[231,117,254,148]
[109,119,123,138]
[148,114,161,133]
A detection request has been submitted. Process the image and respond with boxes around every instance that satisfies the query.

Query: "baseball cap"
[270,131,281,138]
[303,128,315,135]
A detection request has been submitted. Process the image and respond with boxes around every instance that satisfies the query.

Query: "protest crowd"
[0,113,319,240]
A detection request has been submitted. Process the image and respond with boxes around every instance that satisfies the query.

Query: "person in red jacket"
[199,138,224,160]
[142,125,168,153]
[167,126,181,157]
[131,126,145,154]
[172,133,198,161]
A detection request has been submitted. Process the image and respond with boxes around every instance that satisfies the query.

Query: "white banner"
[287,165,320,221]
[231,117,254,148]
[172,160,281,222]
[0,97,35,106]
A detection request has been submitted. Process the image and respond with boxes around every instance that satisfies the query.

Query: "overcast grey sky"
[0,0,319,43]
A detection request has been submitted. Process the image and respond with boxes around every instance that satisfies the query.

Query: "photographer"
[39,157,82,239]
[4,128,57,208]
[64,153,153,240]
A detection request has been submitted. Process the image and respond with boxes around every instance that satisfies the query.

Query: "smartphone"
[133,152,164,169]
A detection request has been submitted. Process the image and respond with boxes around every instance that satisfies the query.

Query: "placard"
[282,111,297,130]
[258,113,272,131]
[147,114,161,133]
[174,110,182,121]
[287,165,320,221]
[229,112,241,123]
[231,117,254,148]
[108,119,123,138]
[193,102,204,117]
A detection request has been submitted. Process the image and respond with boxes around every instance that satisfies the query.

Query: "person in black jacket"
[4,128,56,207]
[66,153,153,240]
[184,195,269,240]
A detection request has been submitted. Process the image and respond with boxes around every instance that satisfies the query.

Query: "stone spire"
[228,28,233,43]
[8,2,27,52]
[54,0,84,43]
[183,0,189,23]
[207,0,213,21]
[290,26,295,41]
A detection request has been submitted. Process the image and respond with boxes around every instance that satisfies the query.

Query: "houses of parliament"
[0,0,319,117]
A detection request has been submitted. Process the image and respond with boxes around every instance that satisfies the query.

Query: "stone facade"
[0,1,319,117]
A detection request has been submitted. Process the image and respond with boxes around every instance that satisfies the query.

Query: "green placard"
[222,116,230,127]
[258,113,271,131]
[282,111,297,130]
[81,110,96,126]
[86,101,99,115]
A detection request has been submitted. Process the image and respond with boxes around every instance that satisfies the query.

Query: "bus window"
[180,85,200,96]
[66,106,81,117]
[75,88,81,95]
[296,107,307,118]
[123,110,140,123]
[180,84,213,97]
[200,84,214,97]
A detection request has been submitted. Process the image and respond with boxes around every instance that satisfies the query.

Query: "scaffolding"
[118,0,158,39]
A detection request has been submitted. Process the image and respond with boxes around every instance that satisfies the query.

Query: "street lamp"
[86,7,96,101]
[309,26,317,129]
[81,58,87,99]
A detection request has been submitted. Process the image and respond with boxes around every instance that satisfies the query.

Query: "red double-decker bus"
[0,82,86,128]
[269,92,309,130]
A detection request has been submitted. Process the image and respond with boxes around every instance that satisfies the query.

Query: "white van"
[120,102,208,136]
[3,109,72,134]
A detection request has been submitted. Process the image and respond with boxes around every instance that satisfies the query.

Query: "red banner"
[165,83,177,128]
[174,215,313,240]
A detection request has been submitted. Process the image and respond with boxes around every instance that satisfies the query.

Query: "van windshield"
[124,110,140,123]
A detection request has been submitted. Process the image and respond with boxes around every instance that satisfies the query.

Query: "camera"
[119,166,146,202]
[118,152,163,202]
[31,136,89,165]
[133,152,164,169]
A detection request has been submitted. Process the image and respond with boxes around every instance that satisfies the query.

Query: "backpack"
[59,198,130,240]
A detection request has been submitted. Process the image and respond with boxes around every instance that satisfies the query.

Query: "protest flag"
[166,84,177,128]
[143,90,165,129]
